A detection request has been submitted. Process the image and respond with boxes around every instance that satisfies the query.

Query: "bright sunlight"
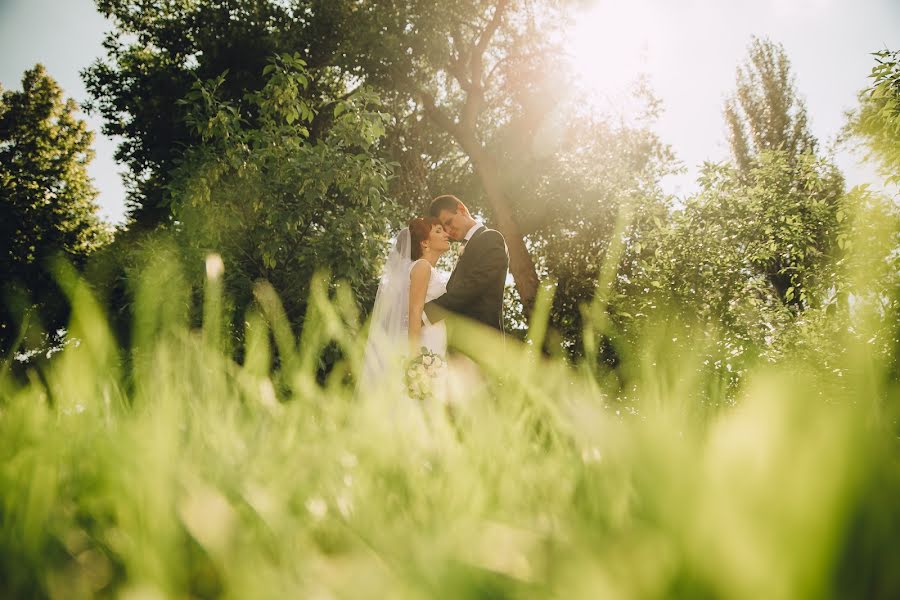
[2,0,898,597]
[564,1,663,96]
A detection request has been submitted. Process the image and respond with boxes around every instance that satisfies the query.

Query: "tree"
[0,64,111,353]
[629,151,844,340]
[513,89,675,356]
[337,7,677,349]
[725,37,817,174]
[845,48,900,385]
[84,0,589,312]
[720,38,844,307]
[847,49,900,184]
[86,0,685,330]
[167,54,396,363]
[83,0,293,229]
[614,41,850,384]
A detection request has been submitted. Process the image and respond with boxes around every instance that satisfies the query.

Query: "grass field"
[1,245,898,599]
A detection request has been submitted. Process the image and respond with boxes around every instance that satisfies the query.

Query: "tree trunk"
[462,137,539,314]
[418,0,540,314]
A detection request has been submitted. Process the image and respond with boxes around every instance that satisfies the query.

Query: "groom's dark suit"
[424,225,509,332]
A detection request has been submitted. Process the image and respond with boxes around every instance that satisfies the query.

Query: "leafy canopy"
[1,64,110,353]
[168,53,396,362]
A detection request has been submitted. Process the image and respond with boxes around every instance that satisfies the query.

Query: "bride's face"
[426,224,451,254]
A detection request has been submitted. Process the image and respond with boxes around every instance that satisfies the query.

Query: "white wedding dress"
[412,258,448,357]
[360,228,448,391]
[360,230,459,446]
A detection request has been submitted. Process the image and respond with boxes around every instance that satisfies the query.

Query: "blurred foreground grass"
[1,239,898,599]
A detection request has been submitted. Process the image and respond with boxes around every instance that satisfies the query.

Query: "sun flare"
[564,1,661,96]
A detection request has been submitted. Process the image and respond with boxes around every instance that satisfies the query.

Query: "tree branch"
[484,47,555,88]
[473,0,509,64]
[420,91,463,141]
[447,59,473,92]
[455,0,508,135]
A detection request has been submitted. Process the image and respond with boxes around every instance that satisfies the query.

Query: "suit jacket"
[424,225,509,332]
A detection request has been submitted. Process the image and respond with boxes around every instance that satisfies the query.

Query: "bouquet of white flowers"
[404,348,446,402]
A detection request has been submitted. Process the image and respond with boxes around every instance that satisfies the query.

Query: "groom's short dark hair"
[429,195,468,217]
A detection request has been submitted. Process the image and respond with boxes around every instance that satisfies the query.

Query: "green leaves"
[847,49,900,187]
[168,57,396,370]
[623,146,852,378]
[1,65,110,353]
[725,38,817,175]
[252,55,316,127]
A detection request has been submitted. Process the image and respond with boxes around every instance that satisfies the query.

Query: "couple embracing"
[362,195,509,393]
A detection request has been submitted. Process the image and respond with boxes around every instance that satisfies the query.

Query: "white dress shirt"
[463,221,482,243]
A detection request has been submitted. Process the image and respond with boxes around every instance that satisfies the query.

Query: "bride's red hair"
[408,217,439,260]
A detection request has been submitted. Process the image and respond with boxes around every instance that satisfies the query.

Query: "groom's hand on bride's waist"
[423,302,448,324]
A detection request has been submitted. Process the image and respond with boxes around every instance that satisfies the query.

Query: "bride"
[361,217,450,390]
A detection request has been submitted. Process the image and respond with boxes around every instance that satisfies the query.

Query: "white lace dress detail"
[411,259,448,356]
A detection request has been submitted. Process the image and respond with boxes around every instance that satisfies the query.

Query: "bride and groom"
[362,195,509,391]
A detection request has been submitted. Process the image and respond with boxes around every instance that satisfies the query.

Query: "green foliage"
[618,151,845,378]
[617,155,900,393]
[724,37,817,174]
[604,39,864,383]
[83,0,303,227]
[83,0,602,310]
[846,49,900,185]
[0,64,111,355]
[78,8,896,388]
[0,211,898,596]
[167,55,395,365]
[82,0,523,226]
[516,92,676,356]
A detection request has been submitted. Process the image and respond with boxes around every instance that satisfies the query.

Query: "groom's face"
[438,208,468,242]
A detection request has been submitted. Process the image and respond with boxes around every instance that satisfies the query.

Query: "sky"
[1,0,898,224]
[567,0,900,197]
[0,0,125,222]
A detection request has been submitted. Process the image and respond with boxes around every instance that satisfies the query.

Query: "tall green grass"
[1,231,898,599]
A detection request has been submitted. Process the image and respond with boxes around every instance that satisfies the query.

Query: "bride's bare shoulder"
[409,259,432,280]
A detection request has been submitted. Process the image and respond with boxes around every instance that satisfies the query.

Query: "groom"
[423,195,509,333]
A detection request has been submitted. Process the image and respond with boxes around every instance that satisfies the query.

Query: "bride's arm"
[408,260,432,351]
